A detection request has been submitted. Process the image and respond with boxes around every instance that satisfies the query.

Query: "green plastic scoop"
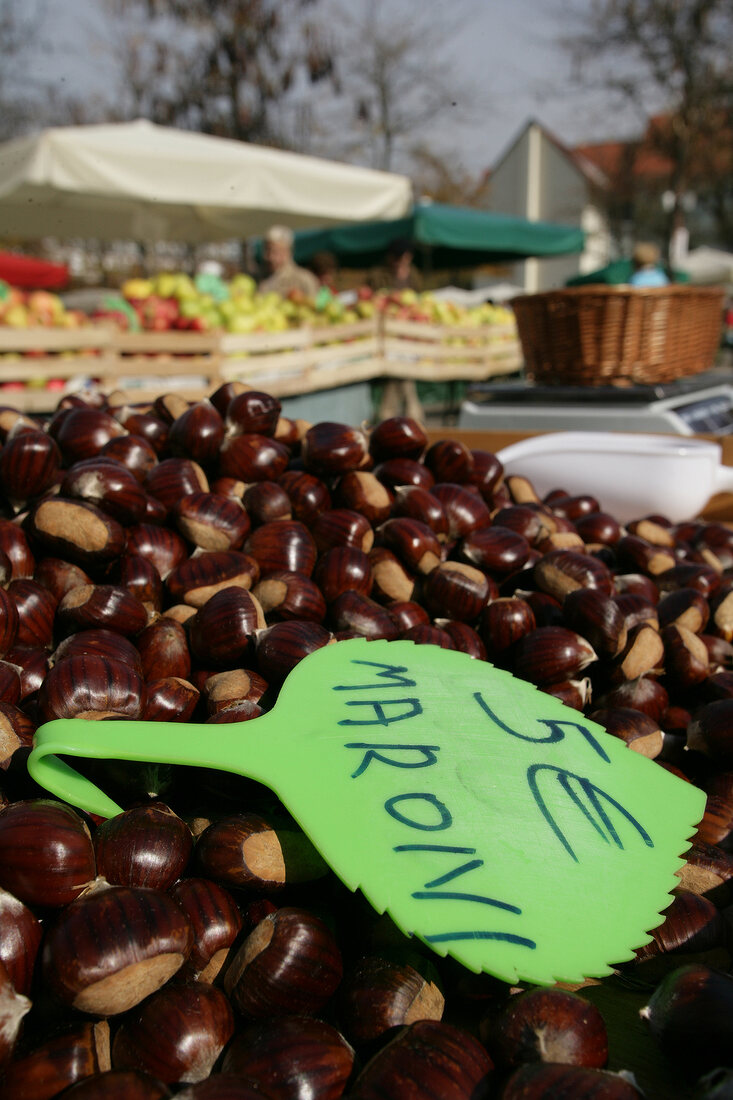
[28,638,705,986]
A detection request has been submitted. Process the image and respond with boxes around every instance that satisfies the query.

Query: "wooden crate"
[0,326,117,413]
[381,318,523,381]
[219,319,382,397]
[111,331,223,405]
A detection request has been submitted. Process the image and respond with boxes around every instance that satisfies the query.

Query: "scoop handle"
[28,713,280,819]
[714,461,733,495]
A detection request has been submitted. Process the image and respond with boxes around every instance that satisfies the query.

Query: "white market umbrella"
[677,246,733,287]
[0,119,413,243]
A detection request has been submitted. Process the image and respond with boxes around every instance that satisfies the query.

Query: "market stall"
[0,120,413,242]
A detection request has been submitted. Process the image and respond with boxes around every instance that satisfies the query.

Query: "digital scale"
[459,369,733,436]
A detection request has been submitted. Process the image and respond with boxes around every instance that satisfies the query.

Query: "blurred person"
[369,237,422,292]
[371,238,424,422]
[629,242,669,288]
[309,251,340,293]
[260,225,319,299]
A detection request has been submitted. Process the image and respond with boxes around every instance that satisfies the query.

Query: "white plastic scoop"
[496,431,733,525]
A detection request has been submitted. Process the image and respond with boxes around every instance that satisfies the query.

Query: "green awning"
[284,202,585,270]
[566,259,691,286]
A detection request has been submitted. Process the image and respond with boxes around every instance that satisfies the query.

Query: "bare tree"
[101,0,337,148]
[310,0,483,176]
[560,0,733,250]
[0,0,48,139]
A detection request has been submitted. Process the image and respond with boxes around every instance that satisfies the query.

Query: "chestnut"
[38,653,146,721]
[423,438,474,483]
[62,1069,172,1099]
[42,884,194,1016]
[328,591,400,640]
[0,885,42,994]
[51,405,126,463]
[368,546,415,604]
[219,434,290,482]
[252,571,327,623]
[310,508,375,554]
[374,456,434,492]
[369,415,427,461]
[195,812,326,891]
[641,963,733,1078]
[479,596,536,663]
[60,457,149,526]
[277,470,331,525]
[420,562,493,623]
[93,803,193,890]
[225,389,281,436]
[0,798,95,907]
[376,517,442,575]
[0,1021,111,1099]
[57,584,148,638]
[255,621,332,682]
[168,400,225,464]
[174,492,250,552]
[26,497,127,572]
[245,520,317,578]
[348,1019,493,1099]
[302,421,369,475]
[482,986,608,1070]
[100,433,158,482]
[166,550,259,607]
[143,677,200,722]
[126,522,189,581]
[460,525,530,574]
[221,1016,355,1100]
[188,587,264,668]
[0,960,31,1067]
[203,668,268,713]
[146,457,209,512]
[338,954,444,1046]
[223,906,342,1019]
[112,980,234,1084]
[501,1063,642,1098]
[169,877,243,983]
[588,707,663,757]
[512,626,597,685]
[242,480,292,525]
[430,482,491,539]
[0,428,61,506]
[333,470,392,525]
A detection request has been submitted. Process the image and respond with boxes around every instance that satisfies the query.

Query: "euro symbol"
[526,764,654,863]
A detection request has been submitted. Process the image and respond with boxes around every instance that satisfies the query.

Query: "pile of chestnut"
[0,381,731,1099]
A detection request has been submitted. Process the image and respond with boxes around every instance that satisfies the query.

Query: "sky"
[37,0,643,177]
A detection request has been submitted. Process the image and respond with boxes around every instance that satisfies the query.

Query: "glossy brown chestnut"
[221,1016,355,1100]
[145,457,209,512]
[479,597,536,663]
[641,963,733,1078]
[634,888,727,960]
[277,470,332,525]
[53,627,142,674]
[27,497,127,572]
[60,457,149,526]
[423,438,474,484]
[170,877,243,983]
[301,421,369,475]
[242,480,292,525]
[349,1019,493,1100]
[438,620,488,659]
[203,668,268,713]
[313,546,372,604]
[255,621,332,682]
[253,571,327,623]
[42,884,194,1016]
[310,508,375,555]
[0,588,18,659]
[338,954,444,1045]
[368,546,415,604]
[0,798,95,907]
[196,812,326,891]
[223,906,342,1019]
[112,980,234,1084]
[166,550,259,607]
[51,406,126,463]
[376,517,442,575]
[38,653,146,721]
[460,525,530,575]
[93,803,193,890]
[390,485,449,539]
[369,415,427,461]
[421,562,493,623]
[0,520,35,579]
[687,699,733,766]
[563,587,628,659]
[245,520,318,578]
[501,1063,641,1099]
[226,389,281,436]
[588,706,663,758]
[513,626,597,686]
[219,434,290,482]
[34,556,92,603]
[57,584,148,638]
[0,1020,111,1100]
[0,885,42,994]
[374,457,434,492]
[661,622,710,688]
[126,523,189,581]
[8,578,57,649]
[62,1069,172,1099]
[483,986,608,1070]
[0,428,61,505]
[333,470,392,526]
[175,491,251,552]
[100,433,158,483]
[430,482,491,539]
[143,677,200,722]
[168,400,225,464]
[534,548,614,601]
[188,587,264,667]
[118,552,163,614]
[329,590,400,640]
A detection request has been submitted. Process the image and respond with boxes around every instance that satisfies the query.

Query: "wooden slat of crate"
[112,331,223,394]
[219,319,375,357]
[221,355,384,398]
[382,352,524,382]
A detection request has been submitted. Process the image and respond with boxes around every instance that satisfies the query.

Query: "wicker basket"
[511,284,726,386]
